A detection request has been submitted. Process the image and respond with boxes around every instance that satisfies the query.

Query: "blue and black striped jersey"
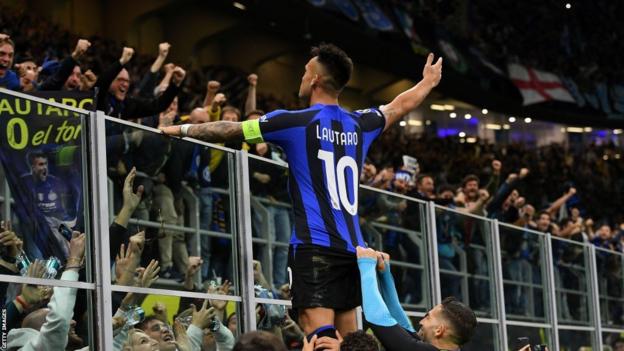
[251,103,386,253]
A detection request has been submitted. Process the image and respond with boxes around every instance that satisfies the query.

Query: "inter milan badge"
[49,191,58,201]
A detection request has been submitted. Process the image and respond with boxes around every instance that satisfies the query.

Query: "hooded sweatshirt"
[7,269,79,351]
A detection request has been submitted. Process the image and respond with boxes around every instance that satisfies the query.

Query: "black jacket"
[95,61,179,119]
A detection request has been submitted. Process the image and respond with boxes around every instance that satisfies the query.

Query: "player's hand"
[159,125,183,137]
[422,53,442,88]
[356,246,377,260]
[376,251,390,272]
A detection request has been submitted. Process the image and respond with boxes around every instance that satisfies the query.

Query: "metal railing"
[0,88,622,350]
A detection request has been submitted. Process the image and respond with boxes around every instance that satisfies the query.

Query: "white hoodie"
[7,270,79,351]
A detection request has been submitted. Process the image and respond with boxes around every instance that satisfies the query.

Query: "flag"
[468,47,504,76]
[508,63,575,105]
[352,0,394,31]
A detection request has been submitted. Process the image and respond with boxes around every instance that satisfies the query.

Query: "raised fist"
[478,189,490,201]
[158,42,171,58]
[72,39,91,60]
[585,218,594,228]
[163,63,175,74]
[492,160,502,173]
[247,73,258,87]
[80,69,98,91]
[213,93,227,106]
[0,33,9,41]
[172,66,186,85]
[519,168,530,179]
[567,187,577,196]
[207,80,221,92]
[120,47,134,65]
[506,173,518,184]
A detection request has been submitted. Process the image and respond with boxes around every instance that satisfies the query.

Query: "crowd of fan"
[408,0,624,84]
[368,129,624,250]
[1,5,624,351]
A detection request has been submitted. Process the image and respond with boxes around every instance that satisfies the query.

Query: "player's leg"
[334,308,357,335]
[333,251,362,335]
[299,307,335,335]
[288,245,340,342]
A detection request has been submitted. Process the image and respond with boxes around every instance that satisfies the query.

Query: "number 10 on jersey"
[318,150,359,216]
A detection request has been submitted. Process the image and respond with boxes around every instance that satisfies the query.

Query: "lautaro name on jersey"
[242,104,385,254]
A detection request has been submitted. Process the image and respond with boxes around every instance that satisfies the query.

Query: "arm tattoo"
[188,121,244,143]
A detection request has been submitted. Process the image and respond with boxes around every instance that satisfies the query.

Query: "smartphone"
[515,337,530,350]
[58,224,73,240]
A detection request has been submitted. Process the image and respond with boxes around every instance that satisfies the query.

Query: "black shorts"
[288,244,361,311]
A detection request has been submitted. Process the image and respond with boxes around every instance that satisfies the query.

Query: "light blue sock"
[379,263,415,332]
[357,258,397,327]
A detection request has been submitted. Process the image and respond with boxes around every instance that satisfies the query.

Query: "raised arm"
[39,38,90,91]
[203,80,221,108]
[376,252,415,332]
[546,187,576,216]
[96,47,133,111]
[244,73,258,116]
[136,43,171,97]
[152,42,170,73]
[160,120,244,143]
[380,53,442,131]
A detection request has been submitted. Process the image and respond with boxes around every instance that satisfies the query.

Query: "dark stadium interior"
[0,0,622,350]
